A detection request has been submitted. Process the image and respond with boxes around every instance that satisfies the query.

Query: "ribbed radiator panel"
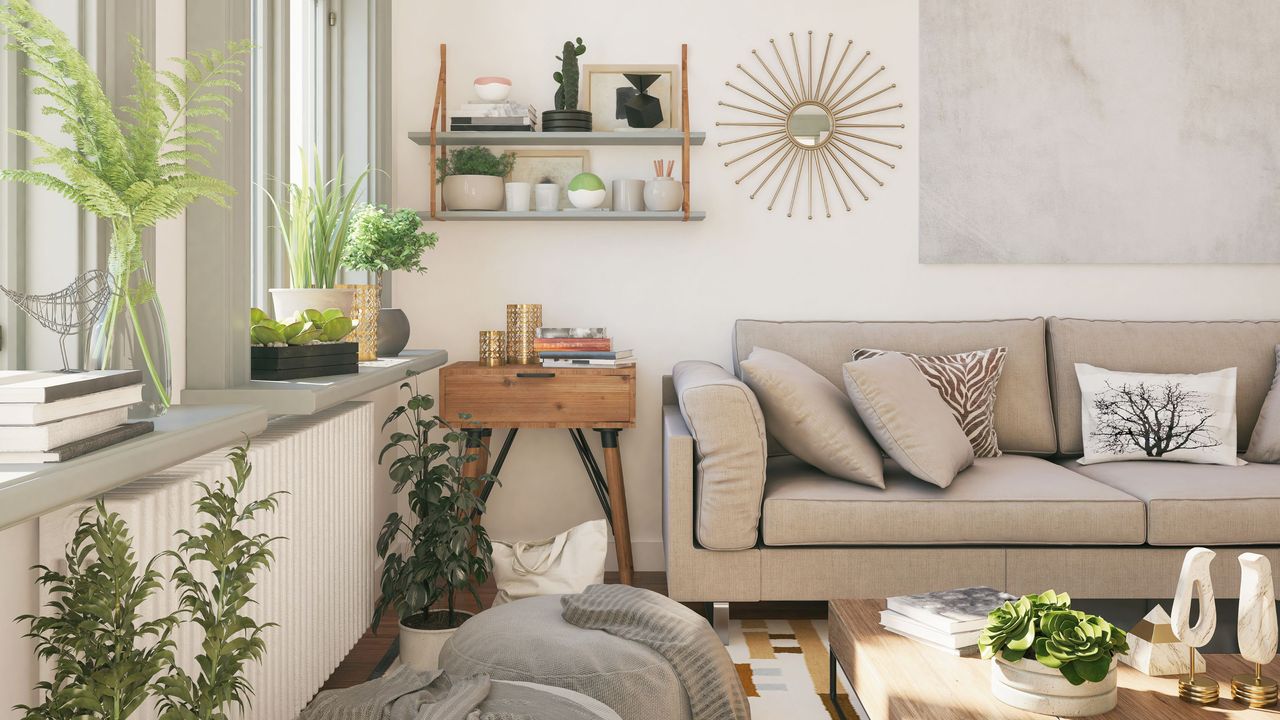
[38,401,377,720]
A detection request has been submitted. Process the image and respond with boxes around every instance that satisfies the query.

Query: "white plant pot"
[991,656,1118,717]
[534,183,560,212]
[269,287,355,322]
[442,175,505,211]
[568,187,606,209]
[399,610,474,671]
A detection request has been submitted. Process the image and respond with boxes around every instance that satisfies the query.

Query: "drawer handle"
[516,372,557,378]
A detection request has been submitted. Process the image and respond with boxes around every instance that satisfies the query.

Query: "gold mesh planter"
[505,303,542,365]
[339,283,380,361]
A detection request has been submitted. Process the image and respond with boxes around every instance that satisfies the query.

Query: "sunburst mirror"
[717,31,905,219]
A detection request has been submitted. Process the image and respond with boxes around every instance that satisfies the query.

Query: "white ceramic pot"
[568,187,606,209]
[442,175,504,211]
[643,177,683,211]
[473,76,511,102]
[399,610,475,670]
[504,182,532,212]
[534,183,560,212]
[269,287,355,322]
[991,656,1118,717]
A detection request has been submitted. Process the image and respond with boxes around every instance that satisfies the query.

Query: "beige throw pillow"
[741,347,884,488]
[841,354,975,488]
[851,347,1007,458]
[1246,346,1280,463]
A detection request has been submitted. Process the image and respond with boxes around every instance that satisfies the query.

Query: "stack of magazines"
[0,370,153,463]
[880,586,1015,656]
[535,328,634,368]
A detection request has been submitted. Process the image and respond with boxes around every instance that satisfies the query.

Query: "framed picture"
[582,64,681,132]
[507,149,590,207]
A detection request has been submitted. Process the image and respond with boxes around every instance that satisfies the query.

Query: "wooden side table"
[439,361,638,584]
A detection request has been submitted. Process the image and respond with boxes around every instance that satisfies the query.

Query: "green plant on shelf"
[341,204,438,291]
[249,306,355,346]
[552,37,587,110]
[434,146,515,184]
[979,590,1129,686]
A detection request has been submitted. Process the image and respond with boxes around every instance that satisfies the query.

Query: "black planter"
[251,342,359,380]
[541,109,593,132]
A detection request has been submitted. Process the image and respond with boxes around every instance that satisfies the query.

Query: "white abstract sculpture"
[1118,605,1204,677]
[1171,547,1219,704]
[1233,553,1278,707]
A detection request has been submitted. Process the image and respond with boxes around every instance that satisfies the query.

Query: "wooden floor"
[321,571,825,690]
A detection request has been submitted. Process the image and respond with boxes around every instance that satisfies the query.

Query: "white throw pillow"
[1075,363,1244,467]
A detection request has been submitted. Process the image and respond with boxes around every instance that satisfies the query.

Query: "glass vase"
[86,262,172,418]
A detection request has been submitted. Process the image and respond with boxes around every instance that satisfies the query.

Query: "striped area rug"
[728,618,858,720]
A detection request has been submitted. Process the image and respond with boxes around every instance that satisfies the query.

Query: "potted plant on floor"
[340,205,438,356]
[373,379,496,670]
[980,590,1130,717]
[266,151,370,320]
[436,146,515,211]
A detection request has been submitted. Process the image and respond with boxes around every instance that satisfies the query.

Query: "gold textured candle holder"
[1178,648,1220,704]
[479,330,505,367]
[1232,664,1278,708]
[505,303,542,365]
[340,283,380,361]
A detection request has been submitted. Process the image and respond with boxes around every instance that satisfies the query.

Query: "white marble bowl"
[991,657,1118,717]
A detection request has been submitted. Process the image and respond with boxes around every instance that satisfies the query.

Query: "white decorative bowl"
[473,76,511,102]
[991,656,1118,717]
[567,188,606,209]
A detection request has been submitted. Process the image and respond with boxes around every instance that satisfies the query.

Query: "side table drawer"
[440,366,636,427]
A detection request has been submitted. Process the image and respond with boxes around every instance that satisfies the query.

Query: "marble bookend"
[1119,605,1205,677]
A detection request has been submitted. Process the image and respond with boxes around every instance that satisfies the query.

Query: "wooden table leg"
[596,429,634,585]
[462,428,490,479]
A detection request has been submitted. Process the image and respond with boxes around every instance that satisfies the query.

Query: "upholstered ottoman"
[439,595,693,720]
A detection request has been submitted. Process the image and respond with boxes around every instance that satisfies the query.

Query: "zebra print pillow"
[850,347,1008,457]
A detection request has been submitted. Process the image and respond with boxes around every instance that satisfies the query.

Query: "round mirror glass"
[786,102,834,148]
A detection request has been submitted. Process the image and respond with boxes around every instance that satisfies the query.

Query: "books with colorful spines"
[0,406,129,452]
[532,338,613,352]
[0,385,142,425]
[0,420,153,464]
[0,369,142,403]
[542,358,635,368]
[538,350,633,361]
[536,327,608,339]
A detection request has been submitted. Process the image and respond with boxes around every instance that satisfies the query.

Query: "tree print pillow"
[851,347,1007,457]
[1074,363,1244,466]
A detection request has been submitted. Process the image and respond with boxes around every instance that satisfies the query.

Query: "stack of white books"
[880,586,1016,656]
[450,102,538,132]
[0,370,153,463]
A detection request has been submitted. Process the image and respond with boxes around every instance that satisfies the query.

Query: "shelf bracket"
[681,43,691,222]
[429,44,447,221]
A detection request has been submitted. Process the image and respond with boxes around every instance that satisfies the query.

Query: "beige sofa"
[661,317,1280,609]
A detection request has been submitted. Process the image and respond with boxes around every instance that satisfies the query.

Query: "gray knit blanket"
[561,584,751,720]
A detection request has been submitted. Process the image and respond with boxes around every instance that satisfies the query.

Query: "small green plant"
[552,37,587,110]
[155,443,284,720]
[434,146,515,184]
[249,307,354,346]
[17,503,176,720]
[341,205,438,287]
[373,378,495,631]
[979,590,1129,685]
[265,150,370,289]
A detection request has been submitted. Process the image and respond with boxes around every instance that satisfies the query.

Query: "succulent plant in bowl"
[250,307,355,346]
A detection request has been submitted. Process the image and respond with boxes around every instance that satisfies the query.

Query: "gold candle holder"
[1232,663,1279,708]
[505,303,542,365]
[479,330,505,367]
[1178,647,1220,705]
[339,283,380,361]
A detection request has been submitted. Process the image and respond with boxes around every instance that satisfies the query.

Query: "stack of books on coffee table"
[0,370,153,463]
[880,586,1016,656]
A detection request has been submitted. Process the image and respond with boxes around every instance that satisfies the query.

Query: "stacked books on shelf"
[535,328,635,368]
[880,586,1016,656]
[450,102,537,132]
[0,370,154,464]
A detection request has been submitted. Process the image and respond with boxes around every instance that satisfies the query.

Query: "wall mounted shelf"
[417,210,705,222]
[408,130,706,147]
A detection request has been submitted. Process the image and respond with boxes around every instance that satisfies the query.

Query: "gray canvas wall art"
[920,0,1280,263]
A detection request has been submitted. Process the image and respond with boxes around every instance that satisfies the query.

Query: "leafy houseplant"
[340,205,438,356]
[435,147,515,211]
[249,306,355,346]
[265,151,370,320]
[981,590,1130,715]
[0,0,249,416]
[374,380,495,669]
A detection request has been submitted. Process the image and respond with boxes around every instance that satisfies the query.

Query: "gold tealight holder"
[1232,664,1279,708]
[479,330,505,367]
[1178,647,1220,705]
[505,303,542,365]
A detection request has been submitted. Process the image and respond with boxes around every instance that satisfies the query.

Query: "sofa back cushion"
[671,361,768,551]
[1048,318,1280,454]
[733,318,1056,455]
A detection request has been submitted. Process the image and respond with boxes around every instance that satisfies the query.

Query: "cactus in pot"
[553,37,587,110]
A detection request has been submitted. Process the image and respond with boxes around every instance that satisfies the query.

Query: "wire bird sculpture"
[1,269,113,372]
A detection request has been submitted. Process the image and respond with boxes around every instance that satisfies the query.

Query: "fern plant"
[155,443,285,720]
[0,0,249,410]
[16,502,176,720]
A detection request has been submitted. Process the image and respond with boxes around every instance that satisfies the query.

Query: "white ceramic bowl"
[474,76,511,102]
[567,188,606,209]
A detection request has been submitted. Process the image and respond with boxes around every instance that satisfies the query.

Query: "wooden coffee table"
[829,599,1280,719]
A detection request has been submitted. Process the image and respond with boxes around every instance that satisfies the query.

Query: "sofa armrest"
[662,404,695,558]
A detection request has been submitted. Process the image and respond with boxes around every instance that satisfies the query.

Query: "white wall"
[390,0,1280,569]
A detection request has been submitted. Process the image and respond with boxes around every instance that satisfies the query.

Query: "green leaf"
[320,315,354,341]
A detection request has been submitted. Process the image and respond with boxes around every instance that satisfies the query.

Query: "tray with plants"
[249,307,359,380]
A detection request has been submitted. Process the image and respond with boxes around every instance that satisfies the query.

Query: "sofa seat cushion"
[761,454,1146,546]
[1062,458,1280,545]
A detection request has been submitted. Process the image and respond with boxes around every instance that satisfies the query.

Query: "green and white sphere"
[567,172,606,209]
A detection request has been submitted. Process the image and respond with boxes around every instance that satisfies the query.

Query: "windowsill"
[180,349,449,417]
[0,404,268,532]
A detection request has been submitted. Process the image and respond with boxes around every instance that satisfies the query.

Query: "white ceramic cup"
[612,179,646,211]
[534,183,560,212]
[504,182,531,212]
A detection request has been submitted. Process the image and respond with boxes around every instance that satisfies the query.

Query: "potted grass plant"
[340,205,438,356]
[265,150,370,320]
[980,590,1130,717]
[436,146,515,211]
[374,379,495,670]
[0,0,248,416]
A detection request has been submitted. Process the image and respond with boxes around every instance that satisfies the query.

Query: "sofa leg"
[709,601,730,644]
